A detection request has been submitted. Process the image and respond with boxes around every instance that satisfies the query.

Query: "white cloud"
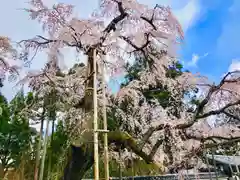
[188,54,199,67]
[173,0,202,31]
[186,52,208,67]
[228,59,240,72]
[221,58,240,75]
[220,59,240,84]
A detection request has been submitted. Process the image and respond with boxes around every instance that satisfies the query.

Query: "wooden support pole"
[93,48,100,180]
[101,62,110,180]
[34,116,44,180]
[39,119,50,180]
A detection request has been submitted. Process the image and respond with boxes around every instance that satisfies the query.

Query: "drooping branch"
[19,35,79,50]
[196,99,240,119]
[195,71,240,116]
[176,71,240,129]
[185,133,240,143]
[223,110,240,122]
[204,137,240,149]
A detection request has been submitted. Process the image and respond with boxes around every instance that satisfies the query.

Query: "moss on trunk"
[107,131,153,163]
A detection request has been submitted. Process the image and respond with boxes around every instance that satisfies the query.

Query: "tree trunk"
[62,144,94,180]
[0,164,4,179]
[62,131,154,180]
[62,50,154,180]
[47,118,55,179]
[39,119,50,180]
[34,111,45,180]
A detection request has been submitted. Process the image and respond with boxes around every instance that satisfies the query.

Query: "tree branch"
[149,138,163,159]
[103,1,128,33]
[176,71,240,129]
[140,4,159,30]
[204,137,240,149]
[107,131,154,163]
[223,110,240,121]
[196,100,240,119]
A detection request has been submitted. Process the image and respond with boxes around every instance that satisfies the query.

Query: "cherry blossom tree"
[112,59,240,172]
[0,36,20,86]
[17,0,240,179]
[22,56,240,179]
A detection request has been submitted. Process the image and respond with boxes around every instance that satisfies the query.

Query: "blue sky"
[1,0,240,100]
[181,0,240,82]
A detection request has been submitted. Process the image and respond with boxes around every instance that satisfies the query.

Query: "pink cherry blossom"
[0,36,20,82]
[16,0,240,172]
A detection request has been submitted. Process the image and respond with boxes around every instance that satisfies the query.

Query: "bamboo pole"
[101,61,110,180]
[34,109,46,180]
[93,48,100,180]
[39,119,50,180]
[34,115,44,180]
[47,119,55,179]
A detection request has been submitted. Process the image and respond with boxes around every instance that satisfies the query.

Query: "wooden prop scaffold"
[86,48,110,180]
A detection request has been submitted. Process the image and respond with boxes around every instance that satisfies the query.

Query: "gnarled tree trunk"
[63,145,94,180]
[62,131,154,180]
[62,48,96,180]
